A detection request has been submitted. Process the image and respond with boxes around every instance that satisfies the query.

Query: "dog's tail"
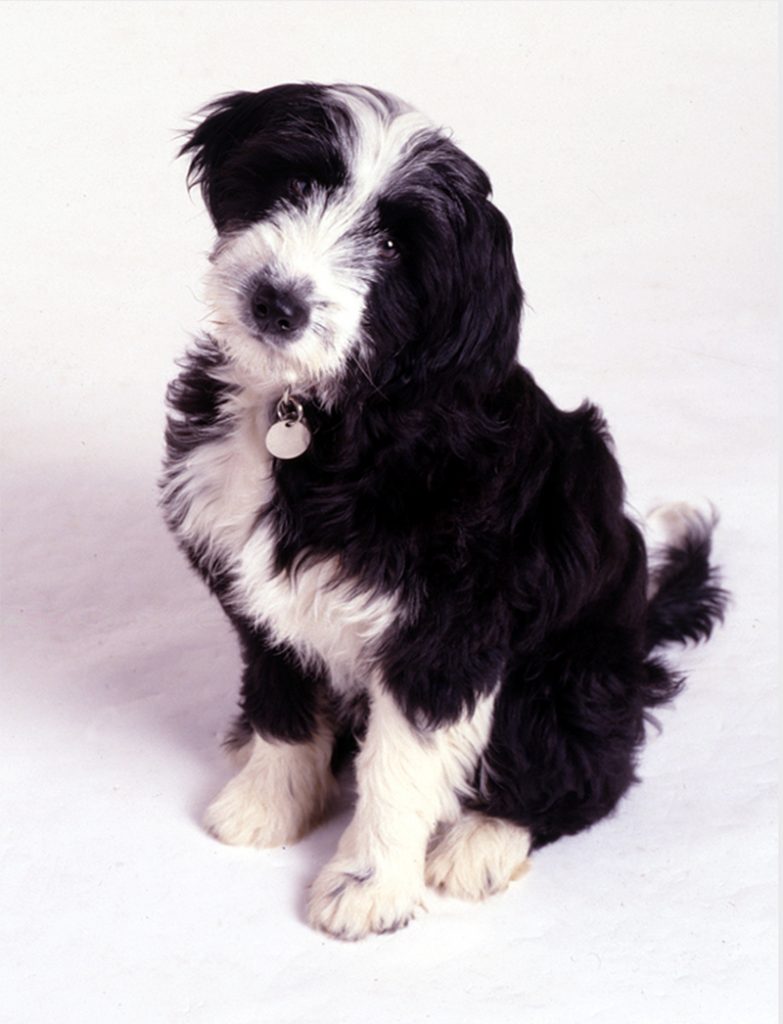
[643,502,728,654]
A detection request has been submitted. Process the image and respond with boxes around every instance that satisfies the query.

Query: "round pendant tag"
[265,418,311,459]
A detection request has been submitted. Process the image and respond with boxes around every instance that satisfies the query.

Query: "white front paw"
[204,775,295,848]
[204,768,336,848]
[307,860,424,941]
[204,732,337,848]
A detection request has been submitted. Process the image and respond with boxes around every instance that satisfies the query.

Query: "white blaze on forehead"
[327,84,437,204]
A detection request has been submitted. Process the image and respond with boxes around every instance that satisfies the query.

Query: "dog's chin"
[210,319,353,399]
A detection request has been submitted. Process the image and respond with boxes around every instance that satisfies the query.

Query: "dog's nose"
[250,281,310,338]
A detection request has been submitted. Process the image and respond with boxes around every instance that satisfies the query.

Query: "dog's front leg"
[204,723,337,848]
[204,624,337,848]
[307,679,494,940]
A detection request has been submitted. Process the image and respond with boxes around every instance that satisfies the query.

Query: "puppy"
[161,83,726,940]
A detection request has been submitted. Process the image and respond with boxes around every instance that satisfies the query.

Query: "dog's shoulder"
[160,337,277,588]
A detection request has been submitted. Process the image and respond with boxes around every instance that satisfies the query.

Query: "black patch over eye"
[377,195,439,266]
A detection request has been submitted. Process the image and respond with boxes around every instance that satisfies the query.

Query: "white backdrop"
[1,3,777,1022]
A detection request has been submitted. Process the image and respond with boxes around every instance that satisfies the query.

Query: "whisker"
[348,350,388,400]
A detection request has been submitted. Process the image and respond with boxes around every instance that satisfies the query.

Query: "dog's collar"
[265,388,311,459]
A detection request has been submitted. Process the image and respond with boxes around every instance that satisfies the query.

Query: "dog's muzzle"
[250,278,310,341]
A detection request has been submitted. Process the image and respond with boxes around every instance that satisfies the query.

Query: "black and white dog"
[161,83,726,940]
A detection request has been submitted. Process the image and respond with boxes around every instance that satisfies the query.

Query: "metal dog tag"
[265,418,311,459]
[265,389,311,460]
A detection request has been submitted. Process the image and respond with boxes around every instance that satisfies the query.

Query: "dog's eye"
[288,178,311,200]
[380,236,398,259]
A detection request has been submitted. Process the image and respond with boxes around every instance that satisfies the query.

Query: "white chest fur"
[233,525,398,691]
[166,386,398,692]
[165,392,275,573]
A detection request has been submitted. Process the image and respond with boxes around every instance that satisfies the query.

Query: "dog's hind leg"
[425,810,531,900]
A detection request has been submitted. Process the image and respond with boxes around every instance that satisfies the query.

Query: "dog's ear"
[414,147,524,389]
[179,91,264,225]
[179,84,347,230]
[455,197,523,380]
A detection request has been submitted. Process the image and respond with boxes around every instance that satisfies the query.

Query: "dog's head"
[182,83,522,400]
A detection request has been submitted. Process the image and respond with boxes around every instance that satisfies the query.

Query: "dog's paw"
[203,774,298,848]
[307,860,424,940]
[204,769,336,848]
[204,732,338,848]
[425,811,531,901]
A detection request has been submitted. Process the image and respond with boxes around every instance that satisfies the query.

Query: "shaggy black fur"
[181,84,352,231]
[163,83,727,850]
